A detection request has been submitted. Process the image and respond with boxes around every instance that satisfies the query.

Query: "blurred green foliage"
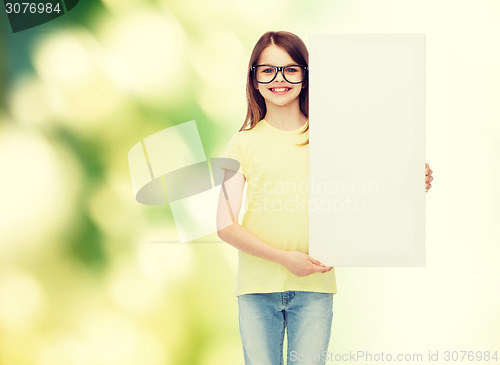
[0,0,288,363]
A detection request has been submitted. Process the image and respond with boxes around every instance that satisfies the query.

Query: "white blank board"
[308,34,426,266]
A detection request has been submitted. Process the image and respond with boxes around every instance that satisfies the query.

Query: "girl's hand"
[425,163,433,193]
[280,251,333,276]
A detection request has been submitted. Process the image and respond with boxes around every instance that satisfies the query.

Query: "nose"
[275,67,286,82]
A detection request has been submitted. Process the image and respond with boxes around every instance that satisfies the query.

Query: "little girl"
[217,31,433,365]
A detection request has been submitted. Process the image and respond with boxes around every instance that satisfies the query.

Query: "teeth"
[272,88,288,92]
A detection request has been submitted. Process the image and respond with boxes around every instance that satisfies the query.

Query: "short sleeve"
[220,133,244,176]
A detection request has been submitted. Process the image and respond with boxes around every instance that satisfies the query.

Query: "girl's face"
[255,44,304,109]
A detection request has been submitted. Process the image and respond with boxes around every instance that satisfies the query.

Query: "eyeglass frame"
[250,64,308,84]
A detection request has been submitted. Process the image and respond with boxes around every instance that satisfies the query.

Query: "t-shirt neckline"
[262,119,308,134]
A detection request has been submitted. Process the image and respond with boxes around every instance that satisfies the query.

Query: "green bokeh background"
[1,0,499,364]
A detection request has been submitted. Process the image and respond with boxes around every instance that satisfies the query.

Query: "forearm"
[217,222,286,266]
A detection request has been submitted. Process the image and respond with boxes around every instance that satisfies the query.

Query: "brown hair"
[240,31,309,144]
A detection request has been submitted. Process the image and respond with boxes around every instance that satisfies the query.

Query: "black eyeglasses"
[251,64,308,84]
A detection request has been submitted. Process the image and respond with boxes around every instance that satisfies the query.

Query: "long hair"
[240,31,309,144]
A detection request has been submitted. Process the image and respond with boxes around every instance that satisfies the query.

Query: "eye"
[285,66,300,73]
[261,67,275,73]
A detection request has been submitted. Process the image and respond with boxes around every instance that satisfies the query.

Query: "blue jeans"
[237,291,333,365]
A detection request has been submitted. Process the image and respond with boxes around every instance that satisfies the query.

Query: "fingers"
[308,257,334,273]
[425,163,432,176]
[308,257,324,267]
[305,255,334,274]
[425,163,433,192]
[315,265,334,273]
[426,173,432,188]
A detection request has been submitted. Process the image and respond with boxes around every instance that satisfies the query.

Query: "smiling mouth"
[269,87,291,93]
